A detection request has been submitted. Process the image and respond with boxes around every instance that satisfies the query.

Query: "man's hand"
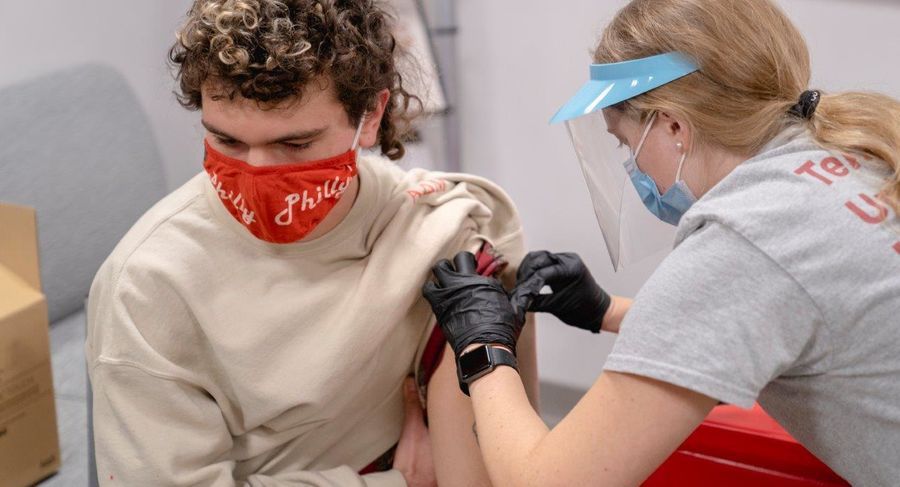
[393,377,437,487]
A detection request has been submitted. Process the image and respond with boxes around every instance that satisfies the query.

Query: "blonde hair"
[595,0,900,213]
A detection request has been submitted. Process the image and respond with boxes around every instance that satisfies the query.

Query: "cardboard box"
[0,203,61,487]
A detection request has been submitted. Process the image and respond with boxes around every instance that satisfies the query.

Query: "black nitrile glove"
[510,251,611,334]
[422,251,522,359]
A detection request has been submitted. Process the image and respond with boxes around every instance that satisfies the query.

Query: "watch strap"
[458,345,518,396]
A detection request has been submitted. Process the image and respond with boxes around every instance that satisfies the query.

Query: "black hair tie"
[789,90,821,120]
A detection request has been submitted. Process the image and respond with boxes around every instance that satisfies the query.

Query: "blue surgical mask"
[625,112,697,226]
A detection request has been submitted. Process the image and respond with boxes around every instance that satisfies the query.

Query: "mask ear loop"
[633,111,658,159]
[674,148,688,182]
[639,111,689,184]
[351,114,367,151]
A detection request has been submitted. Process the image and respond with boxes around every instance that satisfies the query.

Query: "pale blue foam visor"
[550,52,699,124]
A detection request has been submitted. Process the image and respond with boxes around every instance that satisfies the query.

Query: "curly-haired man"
[86,1,538,486]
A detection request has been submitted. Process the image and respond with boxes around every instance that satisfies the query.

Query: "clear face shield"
[564,109,676,270]
[550,52,699,271]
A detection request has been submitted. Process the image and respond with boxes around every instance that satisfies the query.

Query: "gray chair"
[0,64,167,486]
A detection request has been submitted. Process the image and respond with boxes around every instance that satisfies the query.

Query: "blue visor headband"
[550,52,699,124]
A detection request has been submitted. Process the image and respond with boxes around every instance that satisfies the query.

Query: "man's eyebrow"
[267,127,327,144]
[201,120,327,144]
[201,120,239,141]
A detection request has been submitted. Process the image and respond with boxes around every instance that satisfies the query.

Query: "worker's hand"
[422,251,522,359]
[393,377,436,487]
[511,251,611,333]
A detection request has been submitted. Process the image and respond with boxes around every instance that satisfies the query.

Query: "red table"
[644,405,849,486]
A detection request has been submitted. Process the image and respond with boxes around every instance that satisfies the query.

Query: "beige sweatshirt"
[85,154,525,486]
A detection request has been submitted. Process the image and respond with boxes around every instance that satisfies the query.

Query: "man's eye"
[283,141,313,150]
[217,138,239,146]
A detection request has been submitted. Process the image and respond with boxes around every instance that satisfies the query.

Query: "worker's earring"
[676,141,684,152]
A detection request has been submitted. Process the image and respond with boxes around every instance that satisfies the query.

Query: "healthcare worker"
[418,0,900,485]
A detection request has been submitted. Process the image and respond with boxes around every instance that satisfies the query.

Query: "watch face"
[459,346,492,381]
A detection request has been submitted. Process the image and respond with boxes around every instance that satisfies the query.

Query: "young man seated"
[85,1,537,485]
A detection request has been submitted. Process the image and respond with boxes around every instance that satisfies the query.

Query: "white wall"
[455,0,900,390]
[0,0,200,190]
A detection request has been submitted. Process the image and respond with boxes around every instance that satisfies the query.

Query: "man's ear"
[358,89,391,149]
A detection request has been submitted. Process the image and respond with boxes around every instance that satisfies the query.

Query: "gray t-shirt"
[604,128,900,486]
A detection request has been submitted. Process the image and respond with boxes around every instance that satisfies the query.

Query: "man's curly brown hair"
[169,0,422,160]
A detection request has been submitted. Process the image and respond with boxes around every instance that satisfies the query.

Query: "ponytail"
[810,92,900,214]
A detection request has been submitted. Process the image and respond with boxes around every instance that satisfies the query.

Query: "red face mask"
[203,124,363,243]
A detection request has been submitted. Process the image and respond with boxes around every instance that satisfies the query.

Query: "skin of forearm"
[600,296,632,334]
[463,300,714,487]
[469,367,549,487]
[468,363,716,487]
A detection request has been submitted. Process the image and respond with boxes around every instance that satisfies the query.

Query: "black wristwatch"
[456,344,518,396]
